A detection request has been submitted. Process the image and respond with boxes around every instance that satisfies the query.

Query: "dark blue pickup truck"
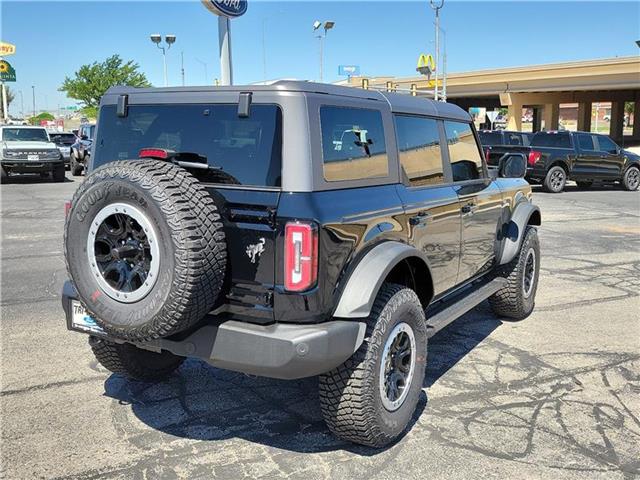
[484,130,640,192]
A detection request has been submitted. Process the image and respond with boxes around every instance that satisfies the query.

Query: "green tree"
[28,112,55,126]
[0,85,15,118]
[59,55,150,117]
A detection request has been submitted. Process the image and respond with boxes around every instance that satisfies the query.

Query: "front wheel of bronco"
[319,283,428,448]
[89,336,184,381]
[490,226,540,320]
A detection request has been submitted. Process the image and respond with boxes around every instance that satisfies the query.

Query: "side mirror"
[81,135,89,141]
[498,153,527,178]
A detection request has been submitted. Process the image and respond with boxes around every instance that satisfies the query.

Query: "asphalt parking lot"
[1,172,639,480]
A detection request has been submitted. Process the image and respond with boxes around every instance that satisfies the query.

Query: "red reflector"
[139,148,169,159]
[485,148,490,162]
[284,222,318,292]
[528,150,542,167]
[64,200,72,218]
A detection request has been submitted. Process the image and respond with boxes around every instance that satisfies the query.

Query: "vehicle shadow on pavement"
[101,306,500,455]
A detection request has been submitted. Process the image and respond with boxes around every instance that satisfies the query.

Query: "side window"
[444,121,483,182]
[507,133,523,146]
[577,133,596,152]
[394,115,444,186]
[597,136,618,154]
[320,106,388,182]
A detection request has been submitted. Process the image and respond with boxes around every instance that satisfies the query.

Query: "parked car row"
[481,130,640,193]
[0,122,95,182]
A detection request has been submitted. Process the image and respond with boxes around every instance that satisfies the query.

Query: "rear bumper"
[61,281,366,380]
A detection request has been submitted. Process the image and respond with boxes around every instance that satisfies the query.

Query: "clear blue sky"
[2,0,639,115]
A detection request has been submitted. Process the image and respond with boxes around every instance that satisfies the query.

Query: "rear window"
[478,131,503,146]
[93,104,282,187]
[577,133,595,151]
[50,133,76,145]
[394,115,444,186]
[531,133,573,149]
[320,106,388,182]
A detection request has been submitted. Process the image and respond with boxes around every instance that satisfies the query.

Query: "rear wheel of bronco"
[319,283,428,447]
[543,166,566,193]
[89,336,184,381]
[622,166,640,191]
[70,155,83,176]
[65,160,227,342]
[490,226,540,320]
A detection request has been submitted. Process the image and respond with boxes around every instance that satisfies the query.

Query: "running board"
[426,278,508,337]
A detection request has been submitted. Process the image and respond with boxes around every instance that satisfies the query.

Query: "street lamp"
[150,34,176,87]
[313,20,335,83]
[429,0,444,101]
[195,58,209,85]
[31,85,36,117]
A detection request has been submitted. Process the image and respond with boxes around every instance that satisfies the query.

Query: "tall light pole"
[439,27,448,101]
[31,85,36,117]
[150,34,176,87]
[195,58,209,85]
[181,51,185,86]
[429,0,444,101]
[18,89,24,118]
[313,20,335,83]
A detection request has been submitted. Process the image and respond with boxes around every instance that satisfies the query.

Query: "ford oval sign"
[201,0,248,18]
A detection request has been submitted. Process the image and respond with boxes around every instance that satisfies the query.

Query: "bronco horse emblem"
[246,238,266,264]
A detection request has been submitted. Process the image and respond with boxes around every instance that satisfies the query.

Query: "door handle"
[409,211,430,226]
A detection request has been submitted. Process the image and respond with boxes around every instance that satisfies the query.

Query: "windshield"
[94,104,282,187]
[478,131,503,146]
[50,133,76,145]
[2,128,49,142]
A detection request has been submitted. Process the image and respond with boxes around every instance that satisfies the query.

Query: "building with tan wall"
[345,56,640,144]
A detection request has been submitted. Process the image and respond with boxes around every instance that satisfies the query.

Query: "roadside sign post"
[338,65,360,81]
[0,58,17,122]
[201,0,248,86]
[486,110,499,130]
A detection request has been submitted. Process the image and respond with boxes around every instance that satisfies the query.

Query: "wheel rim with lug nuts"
[627,168,639,190]
[379,322,417,411]
[522,247,536,299]
[550,169,565,191]
[86,203,160,303]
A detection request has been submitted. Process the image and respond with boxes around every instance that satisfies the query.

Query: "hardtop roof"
[103,80,471,121]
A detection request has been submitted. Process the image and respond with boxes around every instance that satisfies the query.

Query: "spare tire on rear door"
[64,159,227,342]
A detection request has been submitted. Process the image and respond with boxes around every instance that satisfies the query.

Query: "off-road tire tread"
[65,159,227,342]
[319,283,424,448]
[89,336,184,381]
[490,226,539,319]
[71,155,83,176]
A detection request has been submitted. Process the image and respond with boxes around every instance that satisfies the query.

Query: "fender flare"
[333,242,431,319]
[497,202,541,265]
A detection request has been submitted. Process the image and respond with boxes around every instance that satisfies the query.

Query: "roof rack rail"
[356,79,437,99]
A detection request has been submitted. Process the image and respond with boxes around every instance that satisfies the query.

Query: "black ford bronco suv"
[62,82,541,447]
